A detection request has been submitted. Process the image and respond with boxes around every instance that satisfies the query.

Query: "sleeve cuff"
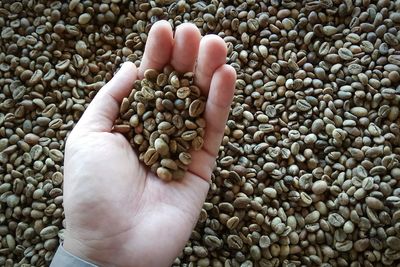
[50,243,99,267]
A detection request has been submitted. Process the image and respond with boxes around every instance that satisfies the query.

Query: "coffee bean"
[154,138,169,157]
[263,188,277,198]
[78,13,92,25]
[305,211,320,224]
[204,235,222,249]
[1,27,14,39]
[191,136,204,151]
[296,99,312,111]
[365,197,384,210]
[338,48,353,60]
[160,158,178,170]
[3,2,400,266]
[312,180,328,194]
[335,240,353,252]
[55,59,70,71]
[181,130,197,141]
[142,86,155,100]
[387,236,400,250]
[233,196,250,209]
[226,216,239,229]
[177,87,191,99]
[328,213,345,227]
[350,107,368,117]
[144,69,159,81]
[49,149,63,162]
[143,148,159,166]
[227,235,243,250]
[300,192,312,206]
[348,63,362,75]
[39,226,59,240]
[156,167,172,182]
[178,152,191,165]
[189,99,206,117]
[259,235,271,249]
[170,75,180,88]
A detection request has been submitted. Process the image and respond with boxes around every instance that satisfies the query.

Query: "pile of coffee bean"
[114,67,206,182]
[1,0,400,266]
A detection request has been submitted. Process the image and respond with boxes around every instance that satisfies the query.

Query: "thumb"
[74,62,138,133]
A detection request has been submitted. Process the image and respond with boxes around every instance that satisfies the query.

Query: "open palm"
[63,21,236,267]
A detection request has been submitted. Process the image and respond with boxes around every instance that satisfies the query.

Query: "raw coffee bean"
[181,130,197,141]
[156,167,172,182]
[335,240,353,252]
[204,235,222,249]
[338,48,353,60]
[227,235,243,250]
[387,237,400,250]
[78,13,92,25]
[177,87,191,99]
[39,226,59,240]
[296,99,312,111]
[192,136,204,150]
[179,152,191,165]
[189,99,206,117]
[305,211,320,224]
[226,216,240,229]
[143,148,159,166]
[328,213,345,227]
[49,149,63,162]
[160,158,178,170]
[259,235,271,248]
[312,180,328,194]
[144,69,159,81]
[154,138,169,156]
[3,1,400,266]
[365,197,384,210]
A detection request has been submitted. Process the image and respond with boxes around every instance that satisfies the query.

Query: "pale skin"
[63,21,236,267]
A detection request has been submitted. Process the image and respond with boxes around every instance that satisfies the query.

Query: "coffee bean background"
[1,0,400,266]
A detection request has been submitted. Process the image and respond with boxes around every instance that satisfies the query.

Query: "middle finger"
[170,23,201,73]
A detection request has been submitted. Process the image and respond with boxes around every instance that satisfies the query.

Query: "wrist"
[54,243,98,267]
[63,232,111,267]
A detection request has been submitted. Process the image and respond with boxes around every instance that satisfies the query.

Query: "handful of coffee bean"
[114,65,206,181]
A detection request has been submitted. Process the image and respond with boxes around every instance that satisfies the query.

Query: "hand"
[63,21,236,267]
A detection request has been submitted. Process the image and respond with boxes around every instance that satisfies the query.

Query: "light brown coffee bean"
[157,167,173,181]
[39,226,59,240]
[179,152,191,165]
[154,138,169,156]
[177,87,191,99]
[160,158,178,170]
[181,130,197,141]
[192,136,204,150]
[189,99,206,117]
[144,148,159,166]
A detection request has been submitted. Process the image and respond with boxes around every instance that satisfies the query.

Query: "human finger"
[194,35,227,95]
[139,20,174,78]
[189,64,236,180]
[170,23,201,73]
[74,62,138,133]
